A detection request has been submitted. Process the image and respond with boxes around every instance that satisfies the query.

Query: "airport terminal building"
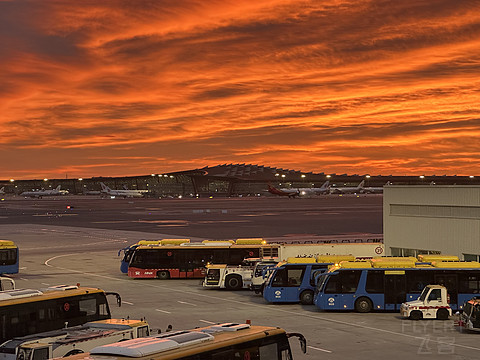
[2,163,478,197]
[384,185,480,261]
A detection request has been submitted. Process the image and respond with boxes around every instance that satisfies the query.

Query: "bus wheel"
[355,297,372,313]
[157,271,170,280]
[436,308,449,320]
[64,350,84,357]
[299,290,314,305]
[410,310,423,320]
[225,275,242,290]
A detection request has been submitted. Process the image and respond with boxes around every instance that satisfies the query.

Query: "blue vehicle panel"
[314,267,480,312]
[263,263,329,304]
[0,247,18,274]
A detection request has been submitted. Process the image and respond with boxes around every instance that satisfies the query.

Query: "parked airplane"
[82,188,102,195]
[329,180,365,194]
[361,181,391,194]
[0,187,4,195]
[20,185,69,198]
[267,181,330,198]
[100,182,147,198]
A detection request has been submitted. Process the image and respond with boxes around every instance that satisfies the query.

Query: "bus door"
[177,250,196,278]
[435,273,458,306]
[264,265,306,302]
[322,270,362,310]
[384,270,406,310]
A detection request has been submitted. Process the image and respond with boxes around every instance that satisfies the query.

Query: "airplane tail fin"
[100,182,111,192]
[0,187,4,192]
[358,180,365,188]
[321,181,330,189]
[55,185,61,191]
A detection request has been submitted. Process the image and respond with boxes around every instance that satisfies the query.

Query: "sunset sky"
[1,0,480,179]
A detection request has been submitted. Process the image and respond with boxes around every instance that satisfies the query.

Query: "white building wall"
[384,186,480,259]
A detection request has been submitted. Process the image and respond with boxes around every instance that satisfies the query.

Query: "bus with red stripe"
[127,239,278,279]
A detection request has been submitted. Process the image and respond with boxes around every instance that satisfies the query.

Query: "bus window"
[365,270,384,293]
[272,269,287,287]
[406,270,433,293]
[309,265,328,286]
[286,268,303,287]
[458,272,480,294]
[324,271,361,294]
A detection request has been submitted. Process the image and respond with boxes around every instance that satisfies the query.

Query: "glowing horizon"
[1,0,480,179]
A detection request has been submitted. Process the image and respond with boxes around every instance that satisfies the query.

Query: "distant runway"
[0,195,383,240]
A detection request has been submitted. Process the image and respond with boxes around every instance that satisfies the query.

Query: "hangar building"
[384,185,480,261]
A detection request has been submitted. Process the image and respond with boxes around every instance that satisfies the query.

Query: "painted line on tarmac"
[44,255,480,353]
[156,309,171,314]
[199,320,216,325]
[307,345,332,353]
[122,301,134,305]
[177,301,197,307]
[41,282,50,286]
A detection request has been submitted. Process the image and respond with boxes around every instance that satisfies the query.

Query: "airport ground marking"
[156,309,171,314]
[45,254,480,353]
[199,320,216,325]
[177,300,197,306]
[122,301,134,305]
[307,345,332,353]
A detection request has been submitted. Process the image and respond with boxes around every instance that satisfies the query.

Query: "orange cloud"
[1,0,480,178]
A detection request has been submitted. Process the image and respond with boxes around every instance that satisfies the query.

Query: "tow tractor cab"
[457,298,480,331]
[59,323,306,360]
[204,257,278,290]
[400,285,451,320]
[263,255,355,305]
[12,319,150,360]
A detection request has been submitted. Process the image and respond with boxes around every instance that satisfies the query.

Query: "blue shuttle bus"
[0,240,18,274]
[263,255,355,305]
[314,257,480,312]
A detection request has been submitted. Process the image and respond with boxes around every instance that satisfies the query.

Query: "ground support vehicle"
[314,256,480,312]
[62,323,306,360]
[0,319,149,360]
[263,255,355,305]
[456,297,480,331]
[204,258,278,290]
[204,264,255,290]
[400,285,452,320]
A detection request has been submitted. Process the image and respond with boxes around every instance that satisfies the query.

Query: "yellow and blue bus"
[263,255,355,305]
[314,256,480,312]
[64,322,306,360]
[0,285,120,344]
[0,240,19,274]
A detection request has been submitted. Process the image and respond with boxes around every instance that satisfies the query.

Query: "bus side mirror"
[287,333,307,354]
[106,292,122,307]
